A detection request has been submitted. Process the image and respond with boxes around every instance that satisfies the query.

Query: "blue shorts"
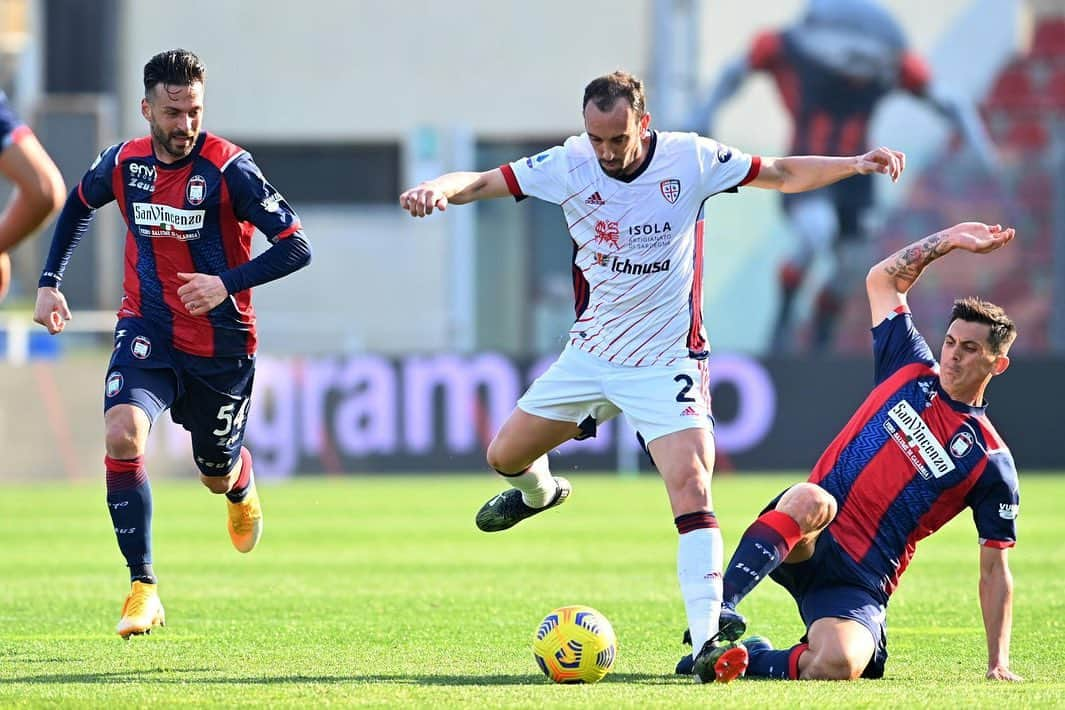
[104,317,255,476]
[762,492,889,679]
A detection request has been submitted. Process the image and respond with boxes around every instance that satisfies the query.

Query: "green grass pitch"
[2,473,1063,707]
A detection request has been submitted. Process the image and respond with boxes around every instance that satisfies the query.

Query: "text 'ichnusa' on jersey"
[501,130,760,367]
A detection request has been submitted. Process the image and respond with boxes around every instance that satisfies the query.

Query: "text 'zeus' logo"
[884,400,955,479]
[132,203,205,239]
[595,254,671,275]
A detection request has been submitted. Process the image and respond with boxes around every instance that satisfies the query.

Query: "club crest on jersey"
[594,219,621,250]
[186,175,207,205]
[105,372,123,398]
[949,430,975,458]
[131,335,151,360]
[717,146,733,163]
[660,178,681,204]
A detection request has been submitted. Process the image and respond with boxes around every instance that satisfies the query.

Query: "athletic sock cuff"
[104,455,144,473]
[674,511,719,534]
[756,510,803,548]
[494,468,529,478]
[105,455,147,490]
[788,642,809,679]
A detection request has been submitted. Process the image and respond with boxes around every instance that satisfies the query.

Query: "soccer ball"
[531,605,617,684]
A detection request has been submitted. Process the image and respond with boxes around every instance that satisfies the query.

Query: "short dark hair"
[143,49,206,97]
[583,71,646,116]
[949,297,1017,355]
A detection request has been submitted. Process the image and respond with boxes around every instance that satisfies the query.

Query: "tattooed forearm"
[883,232,951,285]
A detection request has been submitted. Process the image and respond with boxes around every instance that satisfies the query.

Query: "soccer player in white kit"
[399,71,905,683]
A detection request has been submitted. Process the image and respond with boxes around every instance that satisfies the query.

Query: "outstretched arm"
[0,132,65,253]
[399,169,511,218]
[865,222,1015,326]
[979,545,1022,681]
[748,147,905,193]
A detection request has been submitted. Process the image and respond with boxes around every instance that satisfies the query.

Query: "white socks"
[497,457,556,508]
[677,527,724,653]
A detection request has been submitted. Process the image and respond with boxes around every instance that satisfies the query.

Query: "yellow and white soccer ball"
[531,605,617,684]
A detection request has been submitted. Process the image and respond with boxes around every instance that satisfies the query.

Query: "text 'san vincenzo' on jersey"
[501,131,761,367]
[810,307,1020,600]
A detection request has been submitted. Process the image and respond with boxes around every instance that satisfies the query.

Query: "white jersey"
[502,130,760,367]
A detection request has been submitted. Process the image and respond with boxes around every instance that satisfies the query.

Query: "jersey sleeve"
[502,144,570,204]
[223,152,302,242]
[77,143,122,209]
[694,136,760,196]
[898,52,931,95]
[748,30,783,70]
[965,450,1019,548]
[870,307,937,384]
[0,91,29,153]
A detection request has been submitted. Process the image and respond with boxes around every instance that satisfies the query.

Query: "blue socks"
[722,509,802,608]
[105,455,155,584]
[747,643,808,679]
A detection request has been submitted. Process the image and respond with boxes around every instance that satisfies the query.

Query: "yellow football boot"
[116,580,165,639]
[227,468,263,553]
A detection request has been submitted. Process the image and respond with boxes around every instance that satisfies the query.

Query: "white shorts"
[517,344,714,446]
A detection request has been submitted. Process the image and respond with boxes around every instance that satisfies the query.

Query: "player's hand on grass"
[33,286,72,334]
[176,272,228,316]
[986,665,1023,682]
[944,222,1016,254]
[399,182,448,217]
[855,146,906,182]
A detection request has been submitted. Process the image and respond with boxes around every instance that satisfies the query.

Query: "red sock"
[225,447,254,502]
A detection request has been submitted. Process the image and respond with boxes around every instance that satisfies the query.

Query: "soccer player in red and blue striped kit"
[677,221,1022,681]
[32,49,311,638]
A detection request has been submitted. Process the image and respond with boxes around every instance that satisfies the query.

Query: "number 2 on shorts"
[674,374,696,403]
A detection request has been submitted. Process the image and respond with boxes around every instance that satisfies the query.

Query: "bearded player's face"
[584,99,651,179]
[142,81,204,163]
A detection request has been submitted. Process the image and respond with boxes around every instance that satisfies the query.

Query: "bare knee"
[104,407,147,460]
[778,482,837,534]
[801,652,864,681]
[486,436,526,474]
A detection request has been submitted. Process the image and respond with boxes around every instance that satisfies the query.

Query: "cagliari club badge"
[660,178,681,204]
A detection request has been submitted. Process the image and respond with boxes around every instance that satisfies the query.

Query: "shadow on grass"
[10,671,685,686]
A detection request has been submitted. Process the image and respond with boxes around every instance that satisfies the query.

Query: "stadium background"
[0,0,1062,480]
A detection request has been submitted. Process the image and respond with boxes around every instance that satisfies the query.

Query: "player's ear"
[140,97,151,122]
[991,354,1010,376]
[640,112,651,134]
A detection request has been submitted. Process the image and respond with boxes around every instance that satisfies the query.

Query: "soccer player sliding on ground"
[676,222,1022,682]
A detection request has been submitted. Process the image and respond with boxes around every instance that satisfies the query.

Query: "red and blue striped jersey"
[810,307,1019,598]
[76,132,303,358]
[749,30,930,157]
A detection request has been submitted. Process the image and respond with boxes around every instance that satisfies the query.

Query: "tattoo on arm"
[883,232,950,285]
